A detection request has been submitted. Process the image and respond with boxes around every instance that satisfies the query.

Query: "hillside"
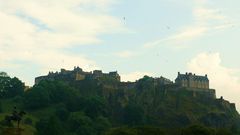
[0,71,240,135]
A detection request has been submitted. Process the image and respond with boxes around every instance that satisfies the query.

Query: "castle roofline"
[176,72,209,81]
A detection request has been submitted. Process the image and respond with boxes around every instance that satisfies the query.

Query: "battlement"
[35,67,120,84]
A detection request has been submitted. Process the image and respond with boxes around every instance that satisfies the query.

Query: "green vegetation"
[0,72,24,98]
[0,72,240,135]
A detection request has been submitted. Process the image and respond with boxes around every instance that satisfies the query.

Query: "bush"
[181,125,215,135]
[123,104,144,126]
[55,106,70,121]
[105,126,166,135]
[216,128,233,135]
[13,96,23,103]
[24,85,50,109]
[67,112,96,135]
[0,102,2,113]
[24,117,33,125]
[36,116,64,135]
[0,119,13,127]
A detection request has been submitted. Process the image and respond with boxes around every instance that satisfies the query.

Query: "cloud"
[0,0,125,48]
[195,0,207,4]
[121,71,152,82]
[144,26,207,48]
[143,1,234,49]
[115,50,136,58]
[187,52,240,112]
[194,7,225,22]
[0,0,126,85]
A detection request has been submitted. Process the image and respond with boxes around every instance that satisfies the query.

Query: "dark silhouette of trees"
[181,125,215,135]
[0,73,24,98]
[123,104,144,126]
[0,101,2,113]
[36,116,64,135]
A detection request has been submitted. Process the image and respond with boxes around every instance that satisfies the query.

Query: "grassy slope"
[0,98,37,135]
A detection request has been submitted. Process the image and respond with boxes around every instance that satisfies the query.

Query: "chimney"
[178,72,180,75]
[205,74,208,77]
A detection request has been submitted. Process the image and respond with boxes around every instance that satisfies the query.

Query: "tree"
[0,72,9,77]
[216,128,233,135]
[0,75,11,98]
[65,96,85,112]
[84,96,108,118]
[134,126,166,135]
[200,112,229,128]
[123,104,144,126]
[105,126,167,135]
[105,127,136,135]
[55,106,70,121]
[181,125,215,135]
[46,81,79,104]
[94,116,111,135]
[0,74,24,98]
[0,101,2,113]
[67,112,96,135]
[36,116,64,135]
[231,121,240,135]
[6,77,24,97]
[24,85,50,109]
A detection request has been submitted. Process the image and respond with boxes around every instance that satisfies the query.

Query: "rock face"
[96,75,239,128]
[34,68,240,128]
[35,68,215,98]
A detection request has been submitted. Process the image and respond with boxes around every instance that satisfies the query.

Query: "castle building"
[175,72,209,89]
[154,76,173,86]
[35,67,121,85]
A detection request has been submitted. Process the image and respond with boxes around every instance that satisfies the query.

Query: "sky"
[0,0,240,111]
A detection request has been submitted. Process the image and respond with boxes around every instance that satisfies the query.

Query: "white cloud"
[187,52,240,112]
[144,26,207,48]
[0,0,125,48]
[195,0,207,4]
[121,71,152,82]
[194,7,225,22]
[143,0,234,49]
[115,50,136,58]
[0,0,126,85]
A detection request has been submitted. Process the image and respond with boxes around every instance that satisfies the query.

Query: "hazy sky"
[0,0,240,111]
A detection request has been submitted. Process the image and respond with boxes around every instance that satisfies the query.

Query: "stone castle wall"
[35,67,120,85]
[35,69,215,99]
[175,72,209,89]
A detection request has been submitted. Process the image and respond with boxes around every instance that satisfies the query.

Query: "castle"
[154,76,173,86]
[35,66,120,84]
[34,68,233,109]
[35,67,211,91]
[175,72,209,89]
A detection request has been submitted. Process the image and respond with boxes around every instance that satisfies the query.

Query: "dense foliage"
[0,72,25,98]
[0,72,240,135]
